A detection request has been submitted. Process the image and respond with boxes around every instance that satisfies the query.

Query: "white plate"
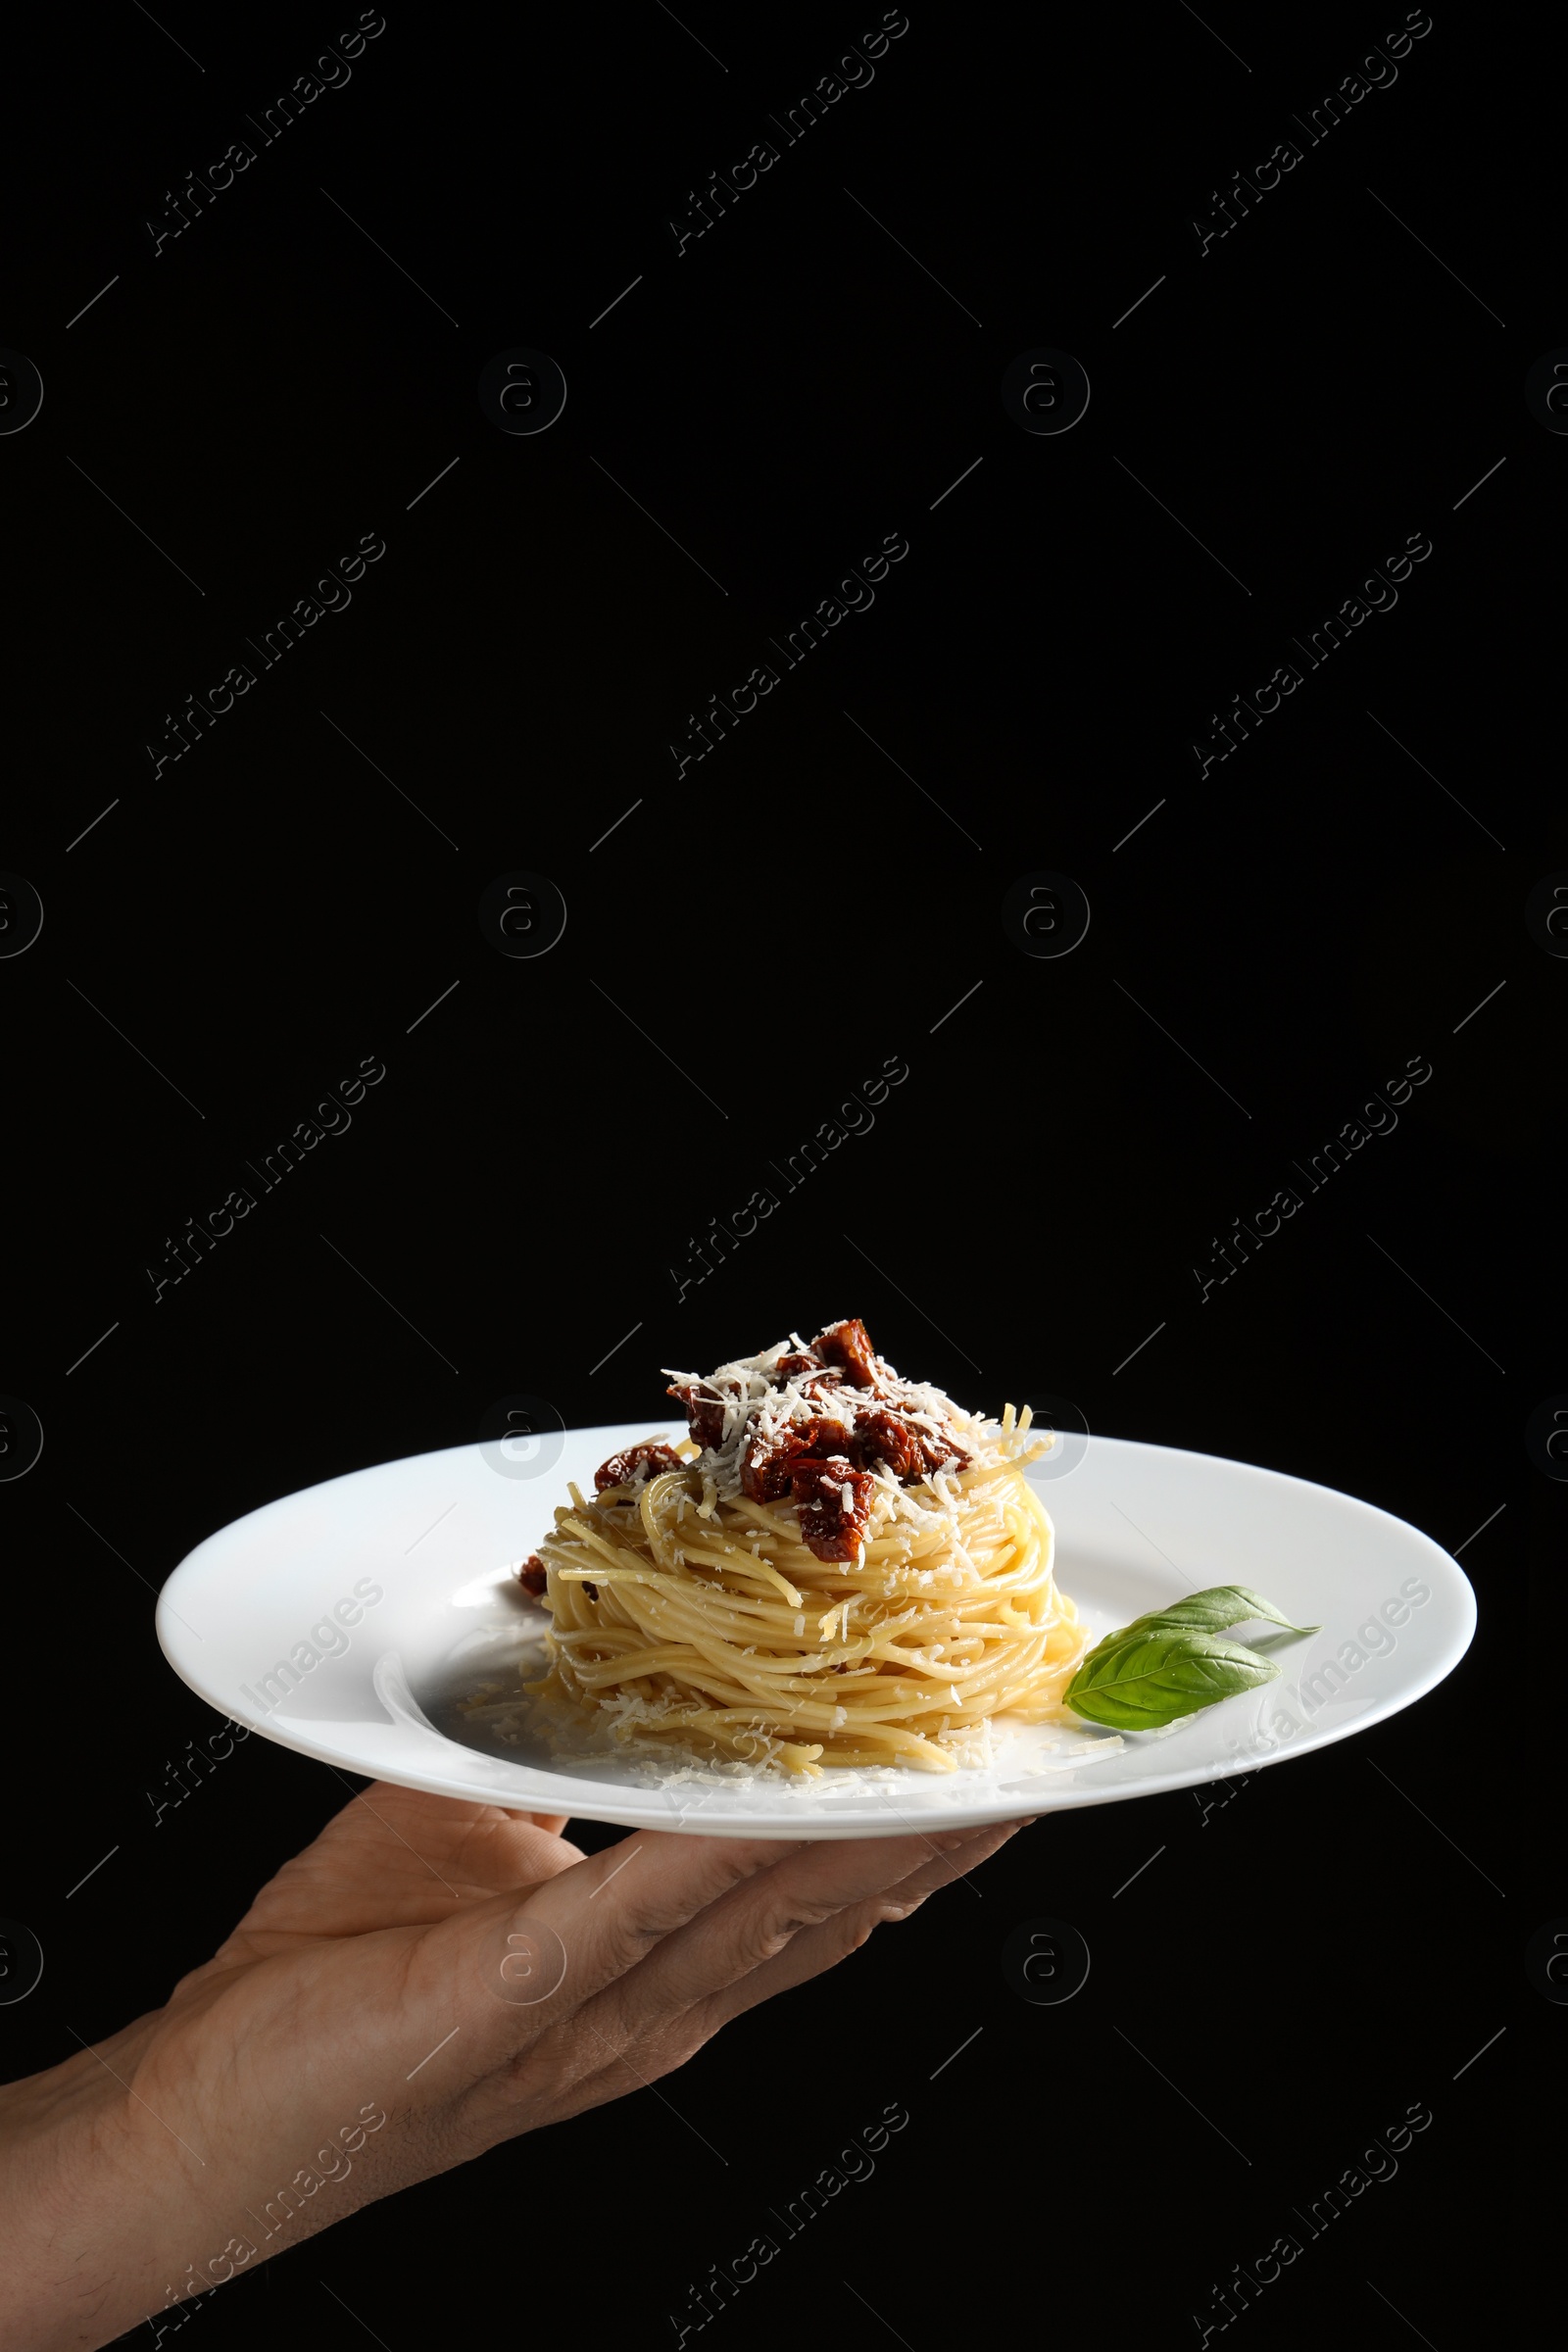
[157,1425,1475,1838]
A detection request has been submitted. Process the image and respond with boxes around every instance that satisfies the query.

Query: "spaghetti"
[517,1321,1087,1775]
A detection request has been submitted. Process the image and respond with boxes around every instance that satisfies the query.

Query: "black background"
[0,1,1552,2344]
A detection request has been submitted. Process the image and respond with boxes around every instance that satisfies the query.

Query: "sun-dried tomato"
[814,1317,878,1390]
[594,1442,684,1492]
[741,1415,854,1500]
[788,1455,877,1561]
[666,1380,726,1450]
[856,1407,923,1479]
[516,1553,548,1595]
[912,1425,971,1478]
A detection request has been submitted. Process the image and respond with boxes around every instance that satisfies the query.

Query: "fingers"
[533,1821,1032,2128]
[684,1817,1028,2035]
[412,1830,807,2076]
[402,1816,1031,2154]
[552,1815,1029,2060]
[411,1813,1027,2104]
[423,1827,925,2108]
[590,1818,1030,2064]
[500,1830,809,2000]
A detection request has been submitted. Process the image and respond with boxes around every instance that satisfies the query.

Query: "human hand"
[0,1781,1030,2348]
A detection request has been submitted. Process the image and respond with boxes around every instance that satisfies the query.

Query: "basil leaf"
[1065,1628,1281,1732]
[1063,1584,1316,1730]
[1125,1585,1319,1641]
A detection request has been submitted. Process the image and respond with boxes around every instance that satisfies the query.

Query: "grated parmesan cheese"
[662,1329,1009,1510]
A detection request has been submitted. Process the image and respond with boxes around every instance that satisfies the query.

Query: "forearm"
[0,2014,390,2352]
[0,2021,174,2351]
